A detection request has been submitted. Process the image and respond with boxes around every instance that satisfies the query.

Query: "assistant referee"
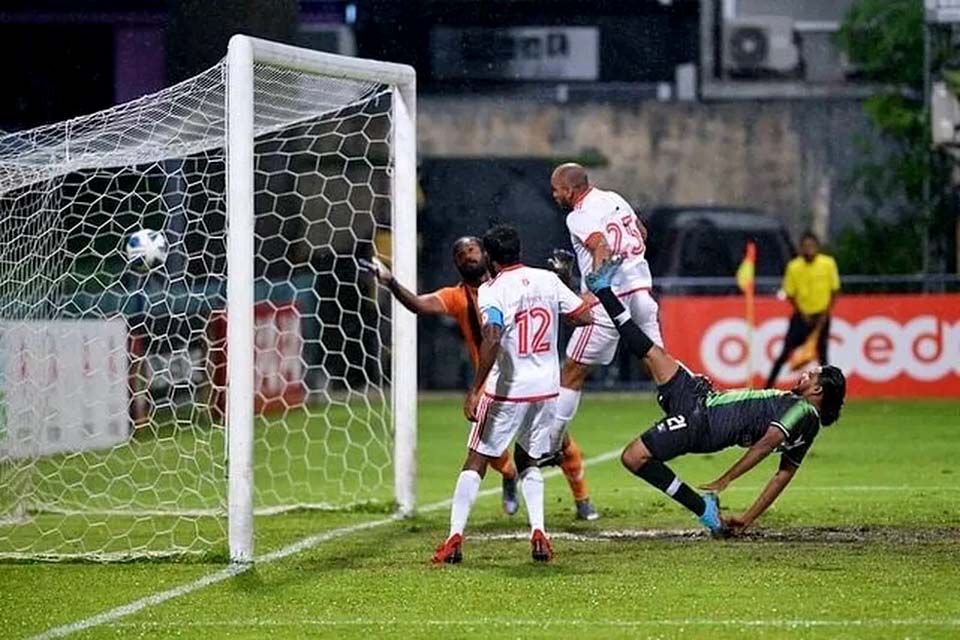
[765,231,841,389]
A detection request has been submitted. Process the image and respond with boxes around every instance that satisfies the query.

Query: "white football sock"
[449,470,481,537]
[520,467,545,534]
[555,387,582,435]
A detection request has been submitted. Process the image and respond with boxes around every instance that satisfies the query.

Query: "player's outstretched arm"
[359,257,445,315]
[464,323,502,421]
[725,458,799,534]
[700,425,785,493]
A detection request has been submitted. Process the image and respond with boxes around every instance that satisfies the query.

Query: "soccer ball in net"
[125,228,168,273]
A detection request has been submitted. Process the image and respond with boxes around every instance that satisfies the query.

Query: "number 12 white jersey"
[478,265,589,400]
[565,187,652,295]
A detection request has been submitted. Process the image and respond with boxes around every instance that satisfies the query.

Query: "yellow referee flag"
[736,241,756,293]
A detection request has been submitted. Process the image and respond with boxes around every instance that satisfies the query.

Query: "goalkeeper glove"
[546,248,575,276]
[358,257,391,283]
[547,248,576,288]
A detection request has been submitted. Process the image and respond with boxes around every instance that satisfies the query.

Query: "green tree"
[834,0,957,275]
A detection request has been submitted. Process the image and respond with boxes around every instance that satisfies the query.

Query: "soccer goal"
[0,36,417,563]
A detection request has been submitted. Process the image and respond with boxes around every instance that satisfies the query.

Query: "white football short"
[566,289,662,366]
[467,394,558,458]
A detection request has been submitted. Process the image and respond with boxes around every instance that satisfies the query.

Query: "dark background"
[0,0,699,131]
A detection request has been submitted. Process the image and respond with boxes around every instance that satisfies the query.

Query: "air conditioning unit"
[723,16,800,78]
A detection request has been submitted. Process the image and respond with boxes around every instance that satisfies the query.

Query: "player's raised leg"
[585,258,724,535]
[621,426,723,536]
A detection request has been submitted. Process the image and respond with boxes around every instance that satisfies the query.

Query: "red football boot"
[530,529,553,562]
[431,533,463,564]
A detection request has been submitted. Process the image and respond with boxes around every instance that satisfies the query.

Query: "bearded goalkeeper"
[584,257,847,536]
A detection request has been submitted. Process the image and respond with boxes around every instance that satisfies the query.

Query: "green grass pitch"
[2,396,959,639]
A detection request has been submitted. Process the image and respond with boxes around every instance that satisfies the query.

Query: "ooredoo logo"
[700,315,960,384]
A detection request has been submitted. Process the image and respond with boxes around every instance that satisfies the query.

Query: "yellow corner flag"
[736,241,756,294]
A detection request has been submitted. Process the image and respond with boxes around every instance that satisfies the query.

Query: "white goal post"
[225,36,417,563]
[0,35,417,564]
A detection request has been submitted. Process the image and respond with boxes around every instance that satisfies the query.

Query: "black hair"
[800,230,820,245]
[818,365,846,426]
[482,224,521,266]
[451,236,482,258]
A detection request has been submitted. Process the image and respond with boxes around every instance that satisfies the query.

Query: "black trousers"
[765,312,831,388]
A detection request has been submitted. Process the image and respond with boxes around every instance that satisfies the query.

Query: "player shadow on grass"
[225,526,417,595]
[228,566,265,593]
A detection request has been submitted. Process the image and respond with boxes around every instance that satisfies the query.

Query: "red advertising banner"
[208,303,305,414]
[659,294,960,398]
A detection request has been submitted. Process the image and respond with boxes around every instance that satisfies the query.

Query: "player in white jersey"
[546,164,663,516]
[432,224,592,565]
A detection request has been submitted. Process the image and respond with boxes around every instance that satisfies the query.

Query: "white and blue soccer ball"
[125,228,168,273]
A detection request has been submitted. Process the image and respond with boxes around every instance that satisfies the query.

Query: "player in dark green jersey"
[584,257,846,536]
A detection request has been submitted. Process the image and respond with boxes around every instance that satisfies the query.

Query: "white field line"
[28,501,389,519]
[102,618,960,630]
[0,550,208,563]
[31,449,622,640]
[473,529,704,542]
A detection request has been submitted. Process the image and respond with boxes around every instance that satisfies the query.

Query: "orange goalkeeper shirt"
[431,283,483,371]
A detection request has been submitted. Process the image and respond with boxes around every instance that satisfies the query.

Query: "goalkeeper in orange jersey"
[361,237,600,520]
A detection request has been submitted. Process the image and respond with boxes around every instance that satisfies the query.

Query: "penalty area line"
[32,448,622,640]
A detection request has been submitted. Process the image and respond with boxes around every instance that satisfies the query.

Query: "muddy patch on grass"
[731,526,960,544]
[472,527,960,544]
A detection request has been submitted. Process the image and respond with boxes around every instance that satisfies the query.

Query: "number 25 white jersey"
[478,265,589,400]
[565,187,652,295]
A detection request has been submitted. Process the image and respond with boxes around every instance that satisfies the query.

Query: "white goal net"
[0,36,417,562]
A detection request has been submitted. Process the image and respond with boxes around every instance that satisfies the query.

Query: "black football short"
[655,367,708,417]
[642,368,711,461]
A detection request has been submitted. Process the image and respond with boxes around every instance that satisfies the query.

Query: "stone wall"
[418,97,878,241]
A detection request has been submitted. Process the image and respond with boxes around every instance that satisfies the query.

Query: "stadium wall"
[418,97,881,241]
